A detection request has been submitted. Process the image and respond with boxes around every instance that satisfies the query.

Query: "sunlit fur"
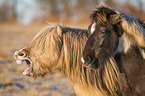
[18,24,120,96]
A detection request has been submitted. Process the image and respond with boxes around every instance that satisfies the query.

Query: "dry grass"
[0,23,45,60]
[0,22,89,96]
[0,22,88,60]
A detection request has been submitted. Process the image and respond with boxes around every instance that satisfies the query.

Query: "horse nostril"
[18,52,24,56]
[14,51,26,59]
[81,56,91,63]
[81,57,85,63]
[14,51,19,59]
[81,56,92,64]
[86,56,91,63]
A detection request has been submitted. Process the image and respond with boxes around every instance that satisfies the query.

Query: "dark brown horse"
[82,6,145,95]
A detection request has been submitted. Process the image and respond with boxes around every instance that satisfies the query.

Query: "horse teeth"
[16,60,22,64]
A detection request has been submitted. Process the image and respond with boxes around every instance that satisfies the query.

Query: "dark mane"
[90,6,117,23]
[62,26,88,36]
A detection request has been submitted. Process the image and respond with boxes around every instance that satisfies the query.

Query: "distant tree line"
[0,0,144,24]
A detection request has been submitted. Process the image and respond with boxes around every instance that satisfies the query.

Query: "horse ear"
[111,13,124,24]
[57,25,62,37]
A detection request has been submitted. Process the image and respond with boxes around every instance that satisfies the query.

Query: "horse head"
[81,6,124,69]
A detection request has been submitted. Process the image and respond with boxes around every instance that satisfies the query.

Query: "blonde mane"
[26,23,120,96]
[107,6,145,58]
[110,7,145,48]
[121,14,145,47]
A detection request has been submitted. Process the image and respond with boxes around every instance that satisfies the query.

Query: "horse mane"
[121,14,145,48]
[90,5,117,24]
[109,6,145,48]
[60,26,120,95]
[27,23,120,95]
[110,6,145,59]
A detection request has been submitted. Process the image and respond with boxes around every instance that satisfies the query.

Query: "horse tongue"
[23,67,30,76]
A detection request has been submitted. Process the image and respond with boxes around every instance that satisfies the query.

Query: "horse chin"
[22,60,33,77]
[14,53,33,77]
[18,59,33,77]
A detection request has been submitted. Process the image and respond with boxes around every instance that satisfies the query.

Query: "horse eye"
[101,31,105,34]
[99,27,106,34]
[99,31,105,35]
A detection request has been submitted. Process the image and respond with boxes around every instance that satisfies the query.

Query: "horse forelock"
[90,6,118,24]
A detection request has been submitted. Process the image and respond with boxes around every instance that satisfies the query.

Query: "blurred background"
[0,0,145,96]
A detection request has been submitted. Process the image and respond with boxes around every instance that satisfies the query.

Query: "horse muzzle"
[14,50,33,77]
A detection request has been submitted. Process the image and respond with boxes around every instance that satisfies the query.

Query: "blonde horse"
[14,24,120,96]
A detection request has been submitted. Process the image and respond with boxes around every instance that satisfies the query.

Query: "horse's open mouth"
[14,51,33,77]
[16,59,33,76]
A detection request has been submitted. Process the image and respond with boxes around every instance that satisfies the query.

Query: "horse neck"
[60,39,120,95]
[114,42,145,95]
[59,31,87,80]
